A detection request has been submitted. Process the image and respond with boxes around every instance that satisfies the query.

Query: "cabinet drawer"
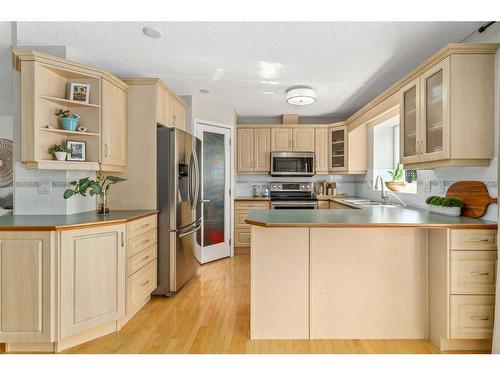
[127,229,157,258]
[317,200,330,209]
[236,210,251,228]
[235,201,269,210]
[235,229,251,247]
[127,215,157,239]
[450,295,495,339]
[127,244,157,277]
[450,251,497,294]
[127,260,157,313]
[450,230,497,250]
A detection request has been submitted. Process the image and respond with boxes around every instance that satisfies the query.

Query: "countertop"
[245,205,497,229]
[235,196,271,201]
[0,210,158,231]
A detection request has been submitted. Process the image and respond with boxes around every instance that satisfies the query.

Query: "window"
[373,116,417,194]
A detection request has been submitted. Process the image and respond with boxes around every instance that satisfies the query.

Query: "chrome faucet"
[374,175,406,206]
[374,175,389,204]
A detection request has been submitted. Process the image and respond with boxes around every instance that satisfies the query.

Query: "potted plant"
[63,167,126,215]
[55,108,80,131]
[385,163,406,192]
[48,144,72,161]
[425,196,464,217]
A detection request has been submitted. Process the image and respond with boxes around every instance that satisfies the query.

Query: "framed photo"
[66,140,86,161]
[69,83,90,103]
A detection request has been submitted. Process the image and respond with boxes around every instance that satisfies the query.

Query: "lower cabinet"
[430,228,497,351]
[234,200,270,248]
[59,225,126,339]
[0,213,158,353]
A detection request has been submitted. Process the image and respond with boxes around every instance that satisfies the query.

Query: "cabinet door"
[254,128,271,172]
[271,128,293,151]
[399,78,420,165]
[329,125,347,172]
[156,85,173,126]
[102,80,127,167]
[315,128,329,174]
[173,98,186,131]
[0,232,55,342]
[60,224,125,339]
[237,128,255,172]
[293,128,315,151]
[420,58,450,163]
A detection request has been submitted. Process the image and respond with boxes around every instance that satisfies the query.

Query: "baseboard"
[440,337,492,352]
[5,342,55,353]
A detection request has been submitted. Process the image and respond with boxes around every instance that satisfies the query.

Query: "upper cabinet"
[156,82,187,131]
[270,127,314,152]
[101,79,127,171]
[398,48,496,169]
[314,128,329,174]
[237,128,271,173]
[328,124,347,172]
[13,50,128,172]
[328,122,367,174]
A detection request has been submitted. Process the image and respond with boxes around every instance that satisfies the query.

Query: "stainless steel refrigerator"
[155,126,202,296]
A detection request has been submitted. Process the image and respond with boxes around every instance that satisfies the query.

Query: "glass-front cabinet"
[399,58,450,166]
[328,124,347,172]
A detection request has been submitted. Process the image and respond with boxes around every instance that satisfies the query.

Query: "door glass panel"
[403,86,417,157]
[425,70,443,153]
[331,129,345,168]
[202,131,225,246]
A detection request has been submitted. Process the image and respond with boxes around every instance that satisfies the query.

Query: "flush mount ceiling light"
[143,27,163,38]
[286,87,317,106]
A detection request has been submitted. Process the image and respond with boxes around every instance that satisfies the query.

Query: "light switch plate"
[37,180,52,195]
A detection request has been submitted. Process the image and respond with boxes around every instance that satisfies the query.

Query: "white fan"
[0,138,13,188]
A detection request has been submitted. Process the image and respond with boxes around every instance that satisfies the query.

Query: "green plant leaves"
[62,173,126,201]
[106,175,127,184]
[63,189,75,199]
[425,195,464,208]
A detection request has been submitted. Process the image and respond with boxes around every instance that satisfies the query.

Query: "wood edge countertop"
[235,196,271,201]
[0,210,159,231]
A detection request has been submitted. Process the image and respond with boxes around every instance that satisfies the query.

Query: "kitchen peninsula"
[0,210,158,353]
[247,206,497,351]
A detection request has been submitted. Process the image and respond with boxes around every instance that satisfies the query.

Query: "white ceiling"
[17,22,484,118]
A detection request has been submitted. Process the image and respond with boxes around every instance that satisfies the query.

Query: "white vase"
[427,204,461,217]
[54,151,67,161]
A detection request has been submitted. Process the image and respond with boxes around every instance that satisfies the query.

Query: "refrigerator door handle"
[178,223,202,238]
[187,153,195,206]
[193,149,201,206]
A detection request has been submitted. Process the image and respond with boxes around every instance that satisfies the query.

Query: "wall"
[183,95,237,132]
[355,41,500,221]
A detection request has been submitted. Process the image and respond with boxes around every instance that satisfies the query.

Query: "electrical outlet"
[37,180,52,195]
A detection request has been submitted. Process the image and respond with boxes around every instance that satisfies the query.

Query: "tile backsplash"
[13,162,96,215]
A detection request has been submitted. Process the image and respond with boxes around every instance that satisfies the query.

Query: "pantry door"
[195,122,231,264]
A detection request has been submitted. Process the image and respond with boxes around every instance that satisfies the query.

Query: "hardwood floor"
[0,254,488,354]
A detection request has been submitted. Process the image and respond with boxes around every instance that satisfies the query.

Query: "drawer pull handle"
[141,280,150,287]
[470,238,490,242]
[141,255,150,262]
[142,239,150,245]
[141,223,150,229]
[470,271,490,276]
[470,316,489,321]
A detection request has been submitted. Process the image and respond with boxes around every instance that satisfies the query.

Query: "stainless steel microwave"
[270,152,315,176]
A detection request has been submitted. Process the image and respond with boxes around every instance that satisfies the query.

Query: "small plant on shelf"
[385,163,406,191]
[48,143,72,161]
[425,196,464,217]
[55,108,80,131]
[63,167,126,215]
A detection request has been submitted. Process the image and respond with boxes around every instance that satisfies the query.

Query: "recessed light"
[143,27,163,39]
[199,89,210,94]
[286,87,317,106]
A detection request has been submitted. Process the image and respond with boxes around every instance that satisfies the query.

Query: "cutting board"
[445,181,497,218]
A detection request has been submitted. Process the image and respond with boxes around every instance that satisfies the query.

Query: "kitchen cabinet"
[101,79,128,171]
[328,124,347,172]
[173,97,187,131]
[0,231,55,343]
[270,127,315,152]
[60,224,125,339]
[234,200,270,247]
[156,84,174,127]
[237,128,271,173]
[315,128,329,174]
[430,228,497,351]
[400,54,495,169]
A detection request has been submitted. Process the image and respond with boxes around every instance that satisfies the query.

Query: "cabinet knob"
[104,144,108,157]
